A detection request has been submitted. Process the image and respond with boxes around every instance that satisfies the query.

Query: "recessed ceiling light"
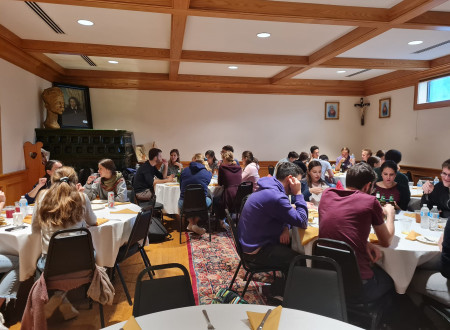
[337,70,346,73]
[108,60,119,64]
[228,66,238,70]
[77,19,94,26]
[257,32,271,38]
[408,40,423,45]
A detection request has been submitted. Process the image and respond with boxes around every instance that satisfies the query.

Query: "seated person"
[178,153,212,236]
[293,152,308,174]
[335,147,355,172]
[319,163,395,302]
[301,160,329,207]
[205,150,218,174]
[219,145,240,166]
[213,151,242,226]
[84,159,128,202]
[273,151,298,177]
[376,149,385,165]
[25,160,62,204]
[159,149,183,176]
[421,158,450,218]
[238,162,308,276]
[310,145,334,183]
[362,148,372,162]
[367,156,381,168]
[374,160,410,210]
[31,166,96,319]
[241,151,260,192]
[133,148,174,201]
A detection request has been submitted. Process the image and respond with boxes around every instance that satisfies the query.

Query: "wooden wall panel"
[0,170,29,205]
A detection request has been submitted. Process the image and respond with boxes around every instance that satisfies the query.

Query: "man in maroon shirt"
[319,162,396,302]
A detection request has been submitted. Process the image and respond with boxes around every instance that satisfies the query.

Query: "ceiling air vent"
[346,69,371,78]
[412,40,450,54]
[25,1,65,34]
[81,55,97,66]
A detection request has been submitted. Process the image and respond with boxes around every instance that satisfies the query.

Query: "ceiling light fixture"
[337,70,346,73]
[228,66,238,70]
[408,40,423,45]
[77,19,94,26]
[257,32,271,38]
[108,60,119,64]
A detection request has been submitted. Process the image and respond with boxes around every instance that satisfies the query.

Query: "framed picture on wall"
[379,97,391,118]
[134,145,148,163]
[324,102,339,120]
[53,82,93,128]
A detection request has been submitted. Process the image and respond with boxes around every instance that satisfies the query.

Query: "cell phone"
[5,225,27,232]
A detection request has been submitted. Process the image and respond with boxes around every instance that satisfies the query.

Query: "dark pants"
[359,265,394,303]
[242,244,300,275]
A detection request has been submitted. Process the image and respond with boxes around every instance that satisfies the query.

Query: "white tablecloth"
[155,182,222,214]
[410,186,423,200]
[0,203,141,281]
[104,304,362,329]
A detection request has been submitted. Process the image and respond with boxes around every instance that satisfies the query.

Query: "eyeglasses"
[441,172,450,178]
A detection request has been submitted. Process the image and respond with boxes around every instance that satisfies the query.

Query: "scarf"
[100,172,124,192]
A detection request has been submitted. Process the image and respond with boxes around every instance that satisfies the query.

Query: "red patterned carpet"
[186,231,270,305]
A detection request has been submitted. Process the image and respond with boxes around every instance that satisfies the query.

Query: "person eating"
[160,149,183,176]
[241,151,260,192]
[335,147,355,172]
[301,160,329,207]
[421,158,450,218]
[25,160,62,204]
[373,160,410,210]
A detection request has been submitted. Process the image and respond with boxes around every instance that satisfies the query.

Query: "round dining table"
[104,304,362,329]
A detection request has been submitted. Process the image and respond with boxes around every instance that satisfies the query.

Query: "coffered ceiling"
[0,0,449,96]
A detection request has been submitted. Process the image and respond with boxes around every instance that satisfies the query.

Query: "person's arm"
[26,178,48,201]
[280,177,309,229]
[397,183,410,210]
[373,203,395,247]
[161,159,169,179]
[83,178,99,201]
[335,157,344,172]
[0,191,5,212]
[83,194,97,226]
[301,181,311,202]
[115,179,129,202]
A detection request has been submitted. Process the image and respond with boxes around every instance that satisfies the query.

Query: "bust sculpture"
[42,87,64,129]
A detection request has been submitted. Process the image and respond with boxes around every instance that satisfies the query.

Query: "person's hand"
[162,158,168,165]
[288,176,302,195]
[175,162,183,168]
[339,157,346,163]
[279,227,290,245]
[438,234,443,252]
[366,242,382,263]
[310,187,323,195]
[0,191,5,203]
[37,177,47,187]
[167,174,175,182]
[306,202,316,209]
[382,203,395,219]
[86,175,97,185]
[422,181,434,194]
[76,183,85,192]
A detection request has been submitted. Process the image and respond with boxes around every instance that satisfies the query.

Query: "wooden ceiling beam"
[321,58,430,70]
[169,0,190,80]
[399,11,450,31]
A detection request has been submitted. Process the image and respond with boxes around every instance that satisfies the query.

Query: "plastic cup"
[14,202,20,213]
[414,210,421,223]
[5,206,15,219]
[399,218,412,235]
[408,182,414,187]
[429,217,438,231]
[437,218,447,231]
[13,212,24,226]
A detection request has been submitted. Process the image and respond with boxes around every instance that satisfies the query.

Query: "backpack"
[211,288,248,304]
[148,216,172,243]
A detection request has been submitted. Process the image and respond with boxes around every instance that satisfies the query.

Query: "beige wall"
[0,59,50,174]
[363,87,450,168]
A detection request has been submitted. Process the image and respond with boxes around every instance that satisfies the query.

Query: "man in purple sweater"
[238,162,308,274]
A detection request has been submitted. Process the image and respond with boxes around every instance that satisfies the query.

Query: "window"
[415,74,450,110]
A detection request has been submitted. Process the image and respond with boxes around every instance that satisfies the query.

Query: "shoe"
[45,291,66,319]
[59,298,79,321]
[187,223,193,231]
[191,225,206,235]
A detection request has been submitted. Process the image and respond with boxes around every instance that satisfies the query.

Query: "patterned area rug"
[186,230,270,305]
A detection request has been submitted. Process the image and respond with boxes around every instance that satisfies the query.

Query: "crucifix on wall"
[354,98,370,125]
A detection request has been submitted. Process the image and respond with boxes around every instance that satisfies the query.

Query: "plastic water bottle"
[420,204,429,229]
[429,205,439,230]
[350,154,355,163]
[417,180,423,188]
[332,164,336,171]
[19,195,28,215]
[433,176,439,185]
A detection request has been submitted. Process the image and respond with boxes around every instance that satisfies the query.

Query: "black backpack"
[148,216,172,243]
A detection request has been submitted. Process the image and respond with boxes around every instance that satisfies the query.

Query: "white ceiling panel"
[339,28,450,60]
[0,1,171,48]
[293,68,395,80]
[45,54,169,73]
[179,62,285,78]
[183,16,354,55]
[432,2,450,11]
[269,0,402,8]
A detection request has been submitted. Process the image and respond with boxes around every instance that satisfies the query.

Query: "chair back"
[225,209,244,259]
[312,238,363,301]
[268,165,275,176]
[233,181,253,214]
[120,205,153,258]
[44,227,96,279]
[183,184,208,216]
[133,263,195,317]
[283,254,347,322]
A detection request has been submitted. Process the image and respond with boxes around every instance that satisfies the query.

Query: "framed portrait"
[379,98,391,118]
[324,102,339,120]
[53,82,93,128]
[135,145,148,163]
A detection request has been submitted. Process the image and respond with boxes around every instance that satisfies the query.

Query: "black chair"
[180,184,211,244]
[113,205,154,305]
[312,238,391,330]
[405,171,413,182]
[268,165,275,176]
[232,181,253,223]
[421,295,450,327]
[131,177,164,224]
[225,209,283,298]
[44,228,104,328]
[283,254,347,322]
[133,263,195,317]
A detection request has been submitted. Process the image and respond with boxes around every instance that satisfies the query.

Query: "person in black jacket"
[421,158,450,218]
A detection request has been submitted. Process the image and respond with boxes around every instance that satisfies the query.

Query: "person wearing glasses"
[421,159,450,218]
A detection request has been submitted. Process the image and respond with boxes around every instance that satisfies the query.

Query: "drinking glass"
[414,210,421,223]
[399,218,412,235]
[429,217,438,231]
[5,206,15,219]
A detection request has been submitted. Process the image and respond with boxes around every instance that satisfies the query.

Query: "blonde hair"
[37,166,85,228]
[192,153,211,171]
[222,150,236,165]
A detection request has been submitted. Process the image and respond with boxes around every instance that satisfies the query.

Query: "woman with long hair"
[25,160,62,204]
[205,150,218,173]
[32,166,96,319]
[84,159,128,202]
[373,160,410,210]
[241,151,260,192]
[160,149,183,176]
[301,160,329,206]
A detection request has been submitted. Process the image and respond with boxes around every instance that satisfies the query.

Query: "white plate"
[91,204,106,211]
[92,200,108,204]
[416,236,439,245]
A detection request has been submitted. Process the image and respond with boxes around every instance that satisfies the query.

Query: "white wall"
[363,87,450,168]
[90,89,365,162]
[0,59,51,174]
